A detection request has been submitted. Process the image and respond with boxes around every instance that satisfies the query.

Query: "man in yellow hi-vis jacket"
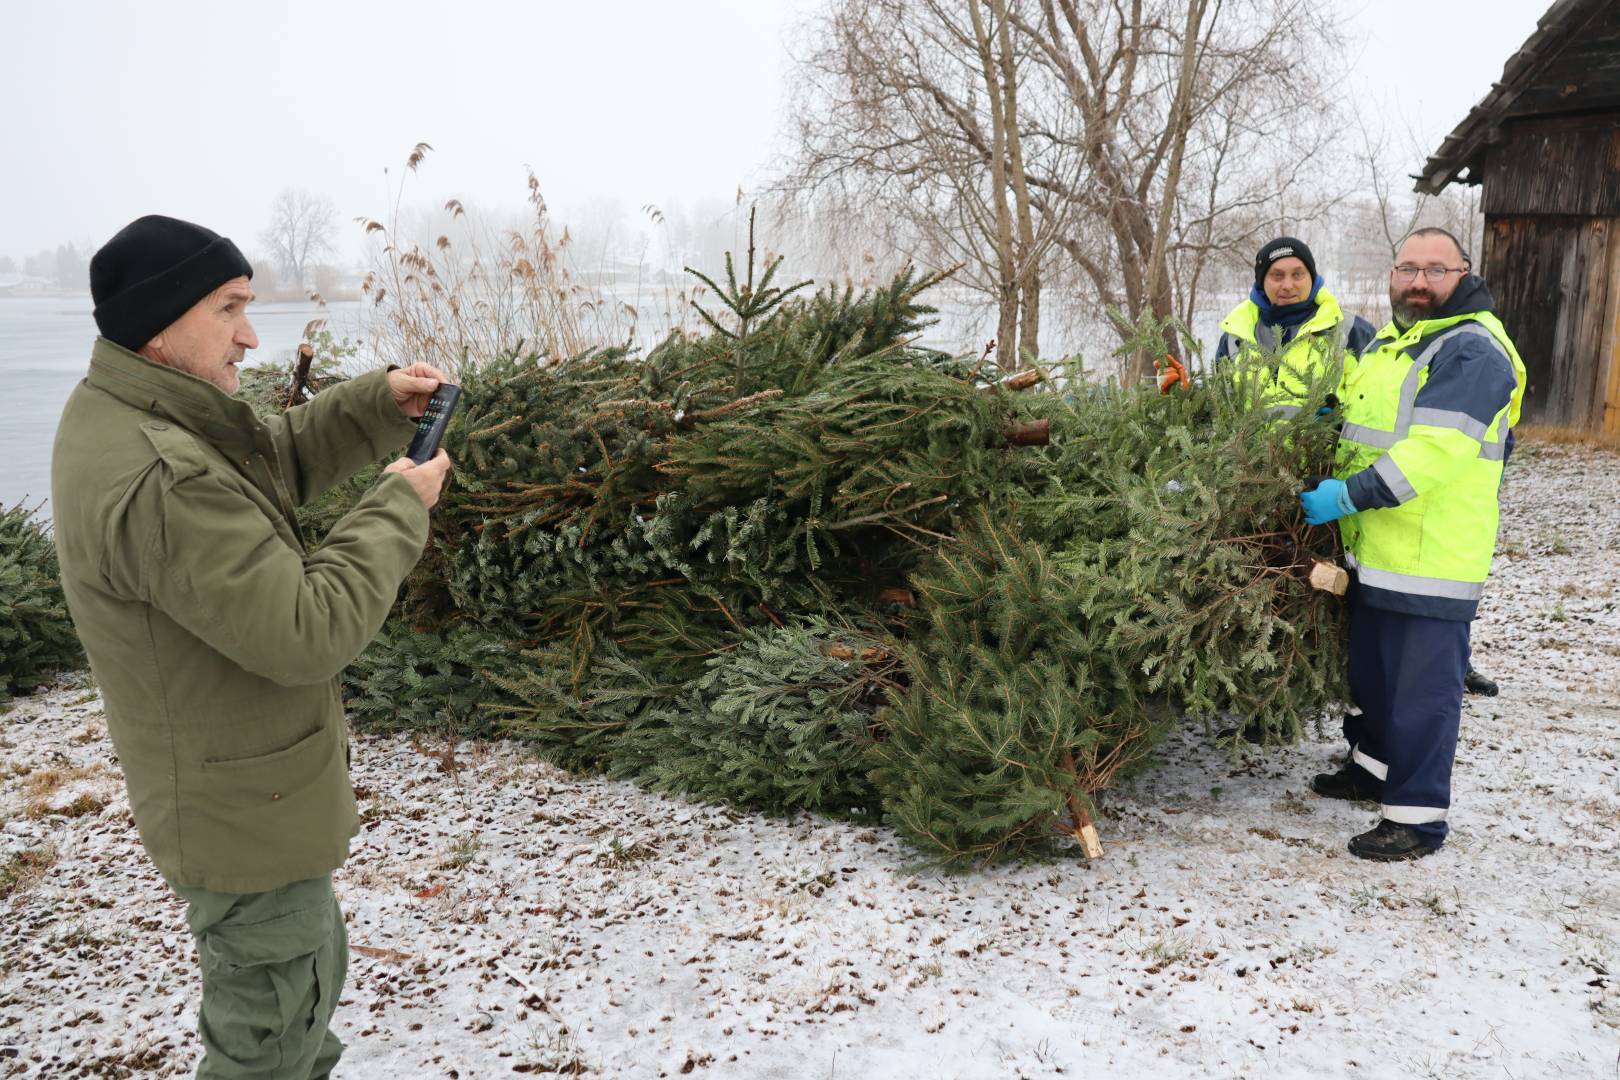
[1214,236,1375,415]
[1298,226,1524,862]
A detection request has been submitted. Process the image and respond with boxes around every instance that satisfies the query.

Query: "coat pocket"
[201,725,331,801]
[180,723,354,886]
[1362,500,1426,574]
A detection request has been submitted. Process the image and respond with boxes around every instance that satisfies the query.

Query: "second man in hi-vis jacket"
[1214,236,1376,417]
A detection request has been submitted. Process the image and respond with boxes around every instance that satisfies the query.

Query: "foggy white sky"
[2,0,1547,265]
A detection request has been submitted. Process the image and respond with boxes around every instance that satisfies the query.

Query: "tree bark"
[968,0,1021,373]
[990,0,1041,367]
[1138,0,1210,380]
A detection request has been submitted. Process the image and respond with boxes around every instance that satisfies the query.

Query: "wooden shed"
[1416,0,1620,435]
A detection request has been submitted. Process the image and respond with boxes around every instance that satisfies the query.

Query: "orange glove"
[1156,355,1188,394]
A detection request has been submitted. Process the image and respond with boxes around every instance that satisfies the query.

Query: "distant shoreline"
[0,289,363,303]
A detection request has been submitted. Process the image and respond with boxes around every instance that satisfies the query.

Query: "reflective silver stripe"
[1410,407,1489,441]
[1373,454,1417,503]
[1266,404,1303,418]
[1340,422,1400,448]
[1382,804,1447,825]
[1343,322,1506,459]
[1344,552,1485,601]
[1220,332,1242,358]
[1480,344,1522,460]
[1353,746,1388,780]
[1394,323,1501,435]
[1255,322,1278,349]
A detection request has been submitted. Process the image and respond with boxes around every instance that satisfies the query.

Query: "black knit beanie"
[90,215,253,351]
[1253,236,1317,291]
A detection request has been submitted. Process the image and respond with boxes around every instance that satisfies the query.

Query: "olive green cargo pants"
[172,875,348,1079]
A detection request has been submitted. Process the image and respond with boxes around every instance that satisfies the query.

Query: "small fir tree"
[0,502,84,703]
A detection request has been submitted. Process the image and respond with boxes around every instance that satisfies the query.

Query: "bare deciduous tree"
[260,188,338,290]
[782,0,1351,378]
[1329,116,1485,303]
[781,0,1075,370]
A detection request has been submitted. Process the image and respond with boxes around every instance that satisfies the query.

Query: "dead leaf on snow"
[353,944,412,964]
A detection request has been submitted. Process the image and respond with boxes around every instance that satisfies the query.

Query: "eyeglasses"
[1391,265,1467,282]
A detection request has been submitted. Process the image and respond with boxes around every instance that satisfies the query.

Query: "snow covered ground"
[3,442,1616,1079]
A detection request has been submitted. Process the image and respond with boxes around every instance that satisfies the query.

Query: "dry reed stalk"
[358,144,698,378]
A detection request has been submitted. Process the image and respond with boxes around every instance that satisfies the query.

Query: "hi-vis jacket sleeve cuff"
[1345,465,1400,510]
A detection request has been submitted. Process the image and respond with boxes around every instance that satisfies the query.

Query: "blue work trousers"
[1343,588,1470,846]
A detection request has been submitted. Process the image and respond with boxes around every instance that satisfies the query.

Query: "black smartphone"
[405,383,462,464]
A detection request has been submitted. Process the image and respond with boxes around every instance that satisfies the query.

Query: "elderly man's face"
[140,277,259,394]
[1262,256,1312,306]
[1389,234,1468,327]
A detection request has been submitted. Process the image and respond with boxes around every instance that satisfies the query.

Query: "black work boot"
[1348,819,1440,862]
[1464,666,1499,696]
[1310,762,1383,801]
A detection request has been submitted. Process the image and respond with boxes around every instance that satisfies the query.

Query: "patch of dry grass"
[18,764,110,819]
[26,791,108,820]
[0,845,57,900]
[1516,424,1620,452]
[68,722,103,746]
[22,763,100,799]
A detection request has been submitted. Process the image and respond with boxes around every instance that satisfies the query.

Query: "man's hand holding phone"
[384,450,452,510]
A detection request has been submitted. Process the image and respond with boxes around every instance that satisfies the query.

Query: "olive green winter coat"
[51,338,428,893]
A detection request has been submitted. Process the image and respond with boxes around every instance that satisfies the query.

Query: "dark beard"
[1389,289,1435,329]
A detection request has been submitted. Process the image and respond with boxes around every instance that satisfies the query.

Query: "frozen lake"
[0,295,367,515]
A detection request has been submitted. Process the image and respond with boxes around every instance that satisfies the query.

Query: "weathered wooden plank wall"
[1483,215,1615,429]
[1482,116,1620,217]
[1417,3,1620,433]
[1603,232,1620,435]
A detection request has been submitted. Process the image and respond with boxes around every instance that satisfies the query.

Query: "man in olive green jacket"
[51,215,452,1078]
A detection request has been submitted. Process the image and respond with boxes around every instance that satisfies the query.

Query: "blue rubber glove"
[1300,478,1358,525]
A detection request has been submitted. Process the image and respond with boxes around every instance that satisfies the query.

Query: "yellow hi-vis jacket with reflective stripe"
[1334,289,1525,621]
[1216,288,1373,416]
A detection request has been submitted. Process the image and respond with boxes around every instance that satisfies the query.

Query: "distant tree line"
[0,244,90,289]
